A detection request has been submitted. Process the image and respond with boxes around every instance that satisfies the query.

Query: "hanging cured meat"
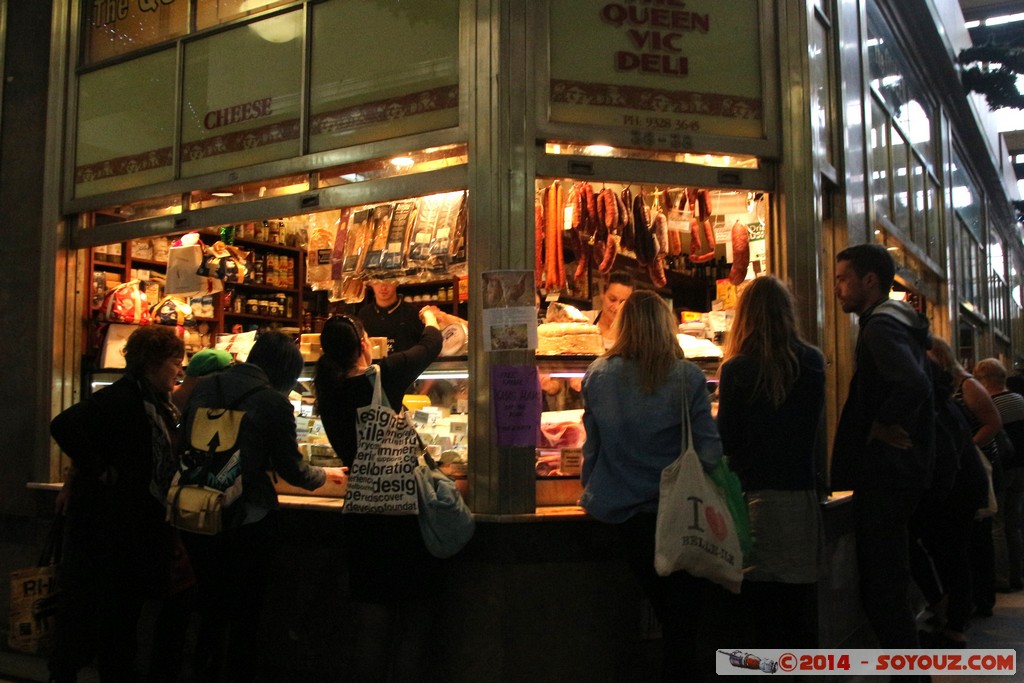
[648,198,669,288]
[595,188,620,274]
[620,187,635,250]
[729,220,750,286]
[632,193,655,266]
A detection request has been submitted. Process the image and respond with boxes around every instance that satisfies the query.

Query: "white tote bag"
[343,366,420,515]
[654,387,743,594]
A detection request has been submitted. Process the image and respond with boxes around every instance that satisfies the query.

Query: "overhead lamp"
[212,191,234,197]
[242,4,300,43]
[584,145,614,156]
[390,156,415,169]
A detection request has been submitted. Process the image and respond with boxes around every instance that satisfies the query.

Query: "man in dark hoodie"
[832,243,934,651]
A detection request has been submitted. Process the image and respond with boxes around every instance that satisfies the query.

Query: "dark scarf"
[134,373,181,504]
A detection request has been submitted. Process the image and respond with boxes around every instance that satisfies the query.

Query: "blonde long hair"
[723,276,803,408]
[607,290,684,393]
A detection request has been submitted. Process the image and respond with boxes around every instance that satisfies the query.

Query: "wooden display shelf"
[232,280,298,292]
[131,257,168,269]
[224,312,301,324]
[92,259,126,270]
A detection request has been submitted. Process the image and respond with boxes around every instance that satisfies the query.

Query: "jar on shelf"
[285,257,295,287]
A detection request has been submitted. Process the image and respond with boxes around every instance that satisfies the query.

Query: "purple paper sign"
[490,365,542,448]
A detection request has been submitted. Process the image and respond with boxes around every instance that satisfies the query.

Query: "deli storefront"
[19,0,1023,678]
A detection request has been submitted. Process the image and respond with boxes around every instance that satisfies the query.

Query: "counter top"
[28,483,851,517]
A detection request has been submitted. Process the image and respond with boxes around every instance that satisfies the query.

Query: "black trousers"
[183,514,277,683]
[617,512,738,682]
[853,489,923,648]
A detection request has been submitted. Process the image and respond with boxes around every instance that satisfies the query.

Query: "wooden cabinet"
[85,233,307,362]
[218,236,305,333]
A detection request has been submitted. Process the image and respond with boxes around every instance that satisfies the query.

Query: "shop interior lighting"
[984,12,1024,26]
[390,156,415,169]
[211,192,234,197]
[546,141,759,169]
[243,3,300,43]
[547,372,586,379]
[419,371,469,380]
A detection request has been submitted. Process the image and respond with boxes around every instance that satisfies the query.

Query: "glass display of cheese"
[536,322,604,355]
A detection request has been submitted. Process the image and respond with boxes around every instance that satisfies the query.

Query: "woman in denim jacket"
[580,289,724,681]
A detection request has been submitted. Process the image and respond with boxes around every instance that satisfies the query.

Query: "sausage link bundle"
[598,233,618,274]
[544,182,564,290]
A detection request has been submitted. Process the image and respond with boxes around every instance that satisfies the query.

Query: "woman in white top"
[584,271,634,348]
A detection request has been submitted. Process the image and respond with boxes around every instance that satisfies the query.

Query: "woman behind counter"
[580,290,727,681]
[716,276,825,648]
[314,309,442,682]
[584,271,634,349]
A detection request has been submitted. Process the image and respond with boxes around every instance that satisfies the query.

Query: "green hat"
[185,348,232,377]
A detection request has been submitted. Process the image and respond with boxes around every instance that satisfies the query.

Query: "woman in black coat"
[49,325,186,682]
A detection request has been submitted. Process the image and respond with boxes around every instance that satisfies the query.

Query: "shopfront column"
[466,0,538,514]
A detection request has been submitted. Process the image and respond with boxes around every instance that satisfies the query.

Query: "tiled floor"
[933,588,1024,682]
[1,591,1021,681]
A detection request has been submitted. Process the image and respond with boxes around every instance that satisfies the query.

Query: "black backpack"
[170,378,270,533]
